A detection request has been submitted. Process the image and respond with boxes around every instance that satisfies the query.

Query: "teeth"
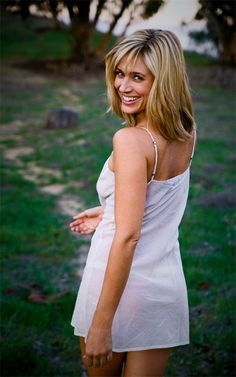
[123,96,138,102]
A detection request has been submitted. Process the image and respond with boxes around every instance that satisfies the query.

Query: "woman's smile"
[121,95,140,105]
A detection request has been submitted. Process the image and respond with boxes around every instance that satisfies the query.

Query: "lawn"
[0,12,235,377]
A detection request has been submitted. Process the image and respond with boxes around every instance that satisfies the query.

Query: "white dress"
[71,128,196,352]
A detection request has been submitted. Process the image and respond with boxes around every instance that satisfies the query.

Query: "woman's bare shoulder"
[112,127,145,149]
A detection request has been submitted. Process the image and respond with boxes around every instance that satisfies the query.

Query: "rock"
[46,108,79,129]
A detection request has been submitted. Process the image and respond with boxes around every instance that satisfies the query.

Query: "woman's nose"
[119,77,132,93]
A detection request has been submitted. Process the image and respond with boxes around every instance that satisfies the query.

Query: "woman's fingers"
[83,354,111,368]
[69,218,83,227]
[69,211,100,234]
[99,355,107,366]
[70,224,94,234]
[70,219,91,230]
[107,351,113,362]
[93,357,100,368]
[83,355,92,367]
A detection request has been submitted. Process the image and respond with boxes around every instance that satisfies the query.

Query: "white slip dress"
[71,128,196,352]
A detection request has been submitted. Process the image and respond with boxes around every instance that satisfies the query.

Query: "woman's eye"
[115,70,123,77]
[133,75,143,81]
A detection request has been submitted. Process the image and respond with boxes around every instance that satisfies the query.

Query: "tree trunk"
[220,31,236,65]
[70,21,94,63]
[64,0,94,64]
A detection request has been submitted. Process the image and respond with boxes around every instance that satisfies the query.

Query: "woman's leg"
[80,337,126,377]
[123,348,172,377]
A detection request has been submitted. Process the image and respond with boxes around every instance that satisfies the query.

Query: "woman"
[70,29,196,377]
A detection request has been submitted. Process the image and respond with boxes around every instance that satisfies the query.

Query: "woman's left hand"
[83,324,113,368]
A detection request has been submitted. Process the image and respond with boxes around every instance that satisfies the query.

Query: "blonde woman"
[70,29,196,377]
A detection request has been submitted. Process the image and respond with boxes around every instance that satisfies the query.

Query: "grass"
[1,11,236,377]
[0,163,84,376]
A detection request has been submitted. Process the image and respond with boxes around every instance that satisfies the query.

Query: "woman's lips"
[121,95,140,105]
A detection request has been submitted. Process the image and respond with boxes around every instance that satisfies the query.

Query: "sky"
[123,0,200,32]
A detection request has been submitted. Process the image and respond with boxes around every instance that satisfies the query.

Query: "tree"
[190,0,236,65]
[2,0,164,65]
[96,0,163,54]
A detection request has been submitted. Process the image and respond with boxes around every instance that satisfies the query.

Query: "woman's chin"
[121,104,141,115]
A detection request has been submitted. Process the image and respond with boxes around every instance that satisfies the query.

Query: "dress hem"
[72,325,189,351]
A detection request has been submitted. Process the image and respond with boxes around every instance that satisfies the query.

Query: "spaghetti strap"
[189,128,197,166]
[138,127,158,181]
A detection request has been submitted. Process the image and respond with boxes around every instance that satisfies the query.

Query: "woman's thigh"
[79,337,126,377]
[123,347,172,377]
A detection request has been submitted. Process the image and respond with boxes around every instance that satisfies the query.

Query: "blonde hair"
[105,29,195,140]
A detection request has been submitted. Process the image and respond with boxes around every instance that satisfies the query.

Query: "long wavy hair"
[105,29,196,140]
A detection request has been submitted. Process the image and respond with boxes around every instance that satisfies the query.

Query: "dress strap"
[189,128,197,166]
[139,127,158,181]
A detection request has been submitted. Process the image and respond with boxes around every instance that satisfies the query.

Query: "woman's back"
[148,130,196,181]
[109,126,196,183]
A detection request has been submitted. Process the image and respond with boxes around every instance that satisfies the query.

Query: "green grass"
[0,162,84,376]
[1,11,236,377]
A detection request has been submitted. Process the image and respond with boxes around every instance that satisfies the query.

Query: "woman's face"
[114,54,154,123]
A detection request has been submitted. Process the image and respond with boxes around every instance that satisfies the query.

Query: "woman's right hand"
[69,206,103,234]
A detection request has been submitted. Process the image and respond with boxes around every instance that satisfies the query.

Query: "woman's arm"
[83,128,148,368]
